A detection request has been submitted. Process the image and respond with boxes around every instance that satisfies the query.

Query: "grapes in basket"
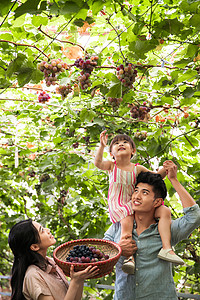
[66,244,109,263]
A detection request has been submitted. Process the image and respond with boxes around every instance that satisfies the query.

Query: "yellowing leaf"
[28,153,36,160]
[27,142,35,149]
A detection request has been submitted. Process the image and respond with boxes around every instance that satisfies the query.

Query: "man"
[104,160,200,300]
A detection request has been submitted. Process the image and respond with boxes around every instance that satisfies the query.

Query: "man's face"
[132,182,157,212]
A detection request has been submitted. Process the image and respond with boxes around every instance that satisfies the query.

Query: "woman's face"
[32,221,56,256]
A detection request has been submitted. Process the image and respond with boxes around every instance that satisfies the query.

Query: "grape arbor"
[0,0,199,298]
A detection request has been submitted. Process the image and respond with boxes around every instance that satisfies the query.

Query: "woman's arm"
[74,281,84,300]
[37,280,80,300]
[64,278,83,300]
[37,281,80,300]
[67,265,99,300]
[38,266,99,300]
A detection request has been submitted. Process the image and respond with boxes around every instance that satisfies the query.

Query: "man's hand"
[100,130,108,147]
[163,160,178,181]
[118,235,138,258]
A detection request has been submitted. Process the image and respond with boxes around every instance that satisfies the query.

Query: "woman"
[8,219,99,300]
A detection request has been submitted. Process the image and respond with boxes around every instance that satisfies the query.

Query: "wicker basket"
[53,238,122,278]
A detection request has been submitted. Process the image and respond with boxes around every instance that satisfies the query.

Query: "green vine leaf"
[14,0,41,19]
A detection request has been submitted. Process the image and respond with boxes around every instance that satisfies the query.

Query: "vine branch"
[152,128,200,158]
[0,40,49,59]
[0,98,68,109]
[34,14,78,61]
[149,0,154,35]
[106,18,126,61]
[0,0,18,28]
[38,25,85,52]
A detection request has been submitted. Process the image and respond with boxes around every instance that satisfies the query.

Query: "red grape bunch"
[128,102,151,121]
[28,170,36,177]
[65,128,75,137]
[72,142,79,149]
[58,189,68,205]
[56,84,73,100]
[37,59,68,87]
[40,173,50,183]
[116,63,137,88]
[134,130,147,141]
[74,56,99,90]
[83,136,90,144]
[38,91,51,103]
[78,72,91,90]
[107,97,123,109]
[66,244,109,263]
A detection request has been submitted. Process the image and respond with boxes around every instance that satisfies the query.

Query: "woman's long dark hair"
[8,219,48,300]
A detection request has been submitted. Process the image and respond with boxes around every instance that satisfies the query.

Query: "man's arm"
[163,161,200,245]
[104,224,137,257]
[118,235,138,257]
[163,160,196,208]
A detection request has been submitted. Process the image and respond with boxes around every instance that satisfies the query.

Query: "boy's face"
[132,182,160,212]
[110,139,135,159]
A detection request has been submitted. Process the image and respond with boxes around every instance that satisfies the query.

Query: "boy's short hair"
[109,134,136,154]
[136,171,167,200]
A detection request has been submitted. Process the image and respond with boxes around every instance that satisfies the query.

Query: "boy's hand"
[163,160,178,180]
[100,130,108,147]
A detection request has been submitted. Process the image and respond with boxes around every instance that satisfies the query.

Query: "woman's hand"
[70,265,99,282]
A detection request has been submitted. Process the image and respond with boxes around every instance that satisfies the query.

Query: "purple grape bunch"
[56,84,72,100]
[129,102,151,120]
[74,56,98,90]
[38,91,50,103]
[107,97,123,109]
[66,244,109,263]
[116,63,137,88]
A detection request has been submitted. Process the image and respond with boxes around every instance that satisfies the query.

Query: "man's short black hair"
[136,171,167,200]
